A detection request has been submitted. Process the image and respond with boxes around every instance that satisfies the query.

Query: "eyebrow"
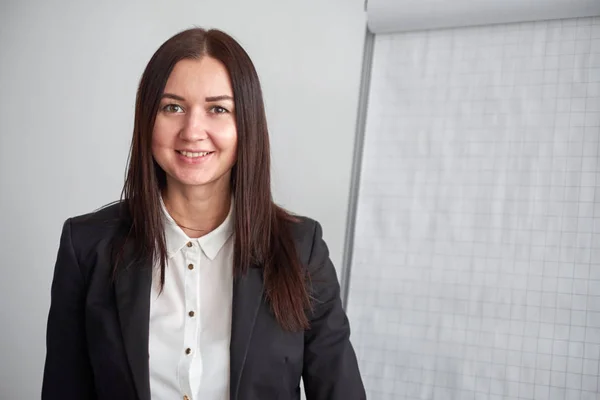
[162,93,185,101]
[161,93,234,102]
[206,95,233,102]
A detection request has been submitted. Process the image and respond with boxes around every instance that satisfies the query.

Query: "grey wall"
[0,1,366,397]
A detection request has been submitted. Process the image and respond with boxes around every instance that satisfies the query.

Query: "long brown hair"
[117,28,310,331]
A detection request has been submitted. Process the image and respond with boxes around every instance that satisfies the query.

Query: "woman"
[42,28,365,400]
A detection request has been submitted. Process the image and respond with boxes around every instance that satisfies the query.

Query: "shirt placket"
[178,240,201,400]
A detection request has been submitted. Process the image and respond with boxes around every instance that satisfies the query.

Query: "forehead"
[163,56,233,98]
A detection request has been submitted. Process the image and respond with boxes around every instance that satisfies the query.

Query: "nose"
[179,108,208,141]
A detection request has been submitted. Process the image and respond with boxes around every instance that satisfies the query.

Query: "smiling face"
[151,56,237,194]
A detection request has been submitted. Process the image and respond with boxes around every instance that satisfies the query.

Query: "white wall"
[0,1,366,397]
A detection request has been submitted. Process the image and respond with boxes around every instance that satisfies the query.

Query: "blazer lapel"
[115,252,152,400]
[230,267,264,400]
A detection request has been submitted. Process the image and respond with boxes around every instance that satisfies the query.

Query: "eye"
[162,104,184,113]
[209,105,229,114]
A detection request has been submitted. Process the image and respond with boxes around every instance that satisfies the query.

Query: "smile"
[177,150,214,158]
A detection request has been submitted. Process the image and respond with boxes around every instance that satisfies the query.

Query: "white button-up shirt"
[149,199,234,400]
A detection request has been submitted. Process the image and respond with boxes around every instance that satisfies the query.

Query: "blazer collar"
[230,267,264,400]
[114,243,153,400]
[114,227,263,400]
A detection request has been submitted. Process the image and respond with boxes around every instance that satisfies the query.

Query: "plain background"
[0,0,366,397]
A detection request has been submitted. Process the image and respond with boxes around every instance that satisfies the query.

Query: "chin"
[168,173,220,188]
[165,167,232,189]
[176,178,214,187]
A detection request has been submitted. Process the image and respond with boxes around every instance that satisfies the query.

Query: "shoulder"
[283,214,329,267]
[68,200,127,234]
[62,201,130,260]
[285,214,340,312]
[288,214,318,242]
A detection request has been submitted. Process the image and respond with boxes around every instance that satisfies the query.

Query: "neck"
[162,181,232,239]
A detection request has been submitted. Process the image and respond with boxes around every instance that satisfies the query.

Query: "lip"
[177,149,214,153]
[176,150,214,165]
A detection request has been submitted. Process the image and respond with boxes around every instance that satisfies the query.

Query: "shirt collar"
[160,196,235,260]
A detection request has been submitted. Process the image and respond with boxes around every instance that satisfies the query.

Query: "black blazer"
[42,203,366,400]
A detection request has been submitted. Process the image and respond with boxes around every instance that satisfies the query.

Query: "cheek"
[152,118,179,148]
[150,131,164,159]
[213,128,238,157]
[151,127,175,167]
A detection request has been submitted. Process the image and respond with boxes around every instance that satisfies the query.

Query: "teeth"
[180,151,212,158]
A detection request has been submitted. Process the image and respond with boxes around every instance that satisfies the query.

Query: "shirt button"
[188,264,194,270]
[186,241,193,247]
[188,311,195,317]
[185,348,192,355]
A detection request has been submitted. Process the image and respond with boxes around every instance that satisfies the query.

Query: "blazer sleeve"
[42,219,96,399]
[302,221,366,400]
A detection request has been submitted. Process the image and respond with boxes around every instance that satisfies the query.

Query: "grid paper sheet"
[346,17,600,400]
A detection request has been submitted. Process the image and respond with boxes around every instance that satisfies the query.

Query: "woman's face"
[152,56,237,192]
